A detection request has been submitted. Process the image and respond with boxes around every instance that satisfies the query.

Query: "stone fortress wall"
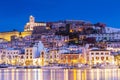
[0,31,32,41]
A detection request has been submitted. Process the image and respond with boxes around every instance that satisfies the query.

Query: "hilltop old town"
[0,15,120,68]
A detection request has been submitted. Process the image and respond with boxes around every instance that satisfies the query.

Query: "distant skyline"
[0,0,120,32]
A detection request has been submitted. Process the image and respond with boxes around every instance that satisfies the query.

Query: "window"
[106,57,108,60]
[105,53,109,55]
[91,53,94,55]
[101,53,103,55]
[26,50,28,52]
[21,56,24,59]
[96,53,99,55]
[92,57,94,61]
[96,57,99,60]
[101,57,104,61]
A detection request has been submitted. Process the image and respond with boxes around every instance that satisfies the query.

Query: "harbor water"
[0,69,120,80]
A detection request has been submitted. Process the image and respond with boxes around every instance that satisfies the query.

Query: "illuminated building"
[0,48,20,65]
[24,41,46,65]
[87,49,114,65]
[87,33,120,41]
[47,49,60,64]
[18,54,25,65]
[25,47,35,60]
[107,42,120,52]
[24,15,46,31]
[105,27,120,33]
[0,38,7,43]
[39,51,46,66]
[0,31,19,41]
[60,53,82,65]
[0,30,32,41]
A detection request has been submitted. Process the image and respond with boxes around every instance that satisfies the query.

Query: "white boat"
[8,66,17,69]
[41,66,64,69]
[77,64,91,69]
[0,64,12,68]
[98,64,119,69]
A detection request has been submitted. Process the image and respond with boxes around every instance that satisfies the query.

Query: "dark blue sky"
[0,0,120,32]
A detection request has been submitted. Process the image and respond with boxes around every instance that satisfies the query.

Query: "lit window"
[92,57,94,61]
[106,57,108,60]
[96,57,99,60]
[101,57,104,60]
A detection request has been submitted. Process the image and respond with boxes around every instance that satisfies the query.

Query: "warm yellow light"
[70,29,73,32]
[11,60,16,65]
[72,60,78,64]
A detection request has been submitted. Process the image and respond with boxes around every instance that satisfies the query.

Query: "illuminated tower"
[29,15,35,23]
[29,15,35,31]
[24,15,35,31]
[24,15,46,31]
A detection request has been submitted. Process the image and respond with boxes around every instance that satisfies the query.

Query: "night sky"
[0,0,120,32]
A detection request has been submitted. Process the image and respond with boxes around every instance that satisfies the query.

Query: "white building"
[47,49,60,63]
[87,49,114,65]
[87,33,120,41]
[25,41,46,59]
[24,15,46,31]
[107,42,120,52]
[24,41,47,65]
[25,47,37,60]
[105,27,120,33]
[0,48,20,64]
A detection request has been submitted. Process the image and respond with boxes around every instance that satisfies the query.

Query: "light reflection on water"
[0,69,120,80]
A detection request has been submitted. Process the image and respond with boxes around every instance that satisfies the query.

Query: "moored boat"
[98,64,119,69]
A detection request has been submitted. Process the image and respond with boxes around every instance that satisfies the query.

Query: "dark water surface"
[0,69,120,80]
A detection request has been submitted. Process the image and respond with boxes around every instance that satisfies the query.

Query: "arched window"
[41,52,44,58]
[101,57,104,61]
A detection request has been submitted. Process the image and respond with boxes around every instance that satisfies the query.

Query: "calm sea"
[0,69,120,80]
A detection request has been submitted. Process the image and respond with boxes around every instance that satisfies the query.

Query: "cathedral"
[24,15,46,31]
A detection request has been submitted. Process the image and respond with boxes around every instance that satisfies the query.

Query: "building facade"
[87,49,114,65]
[60,53,82,65]
[24,15,46,31]
[0,49,20,65]
[87,33,120,41]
